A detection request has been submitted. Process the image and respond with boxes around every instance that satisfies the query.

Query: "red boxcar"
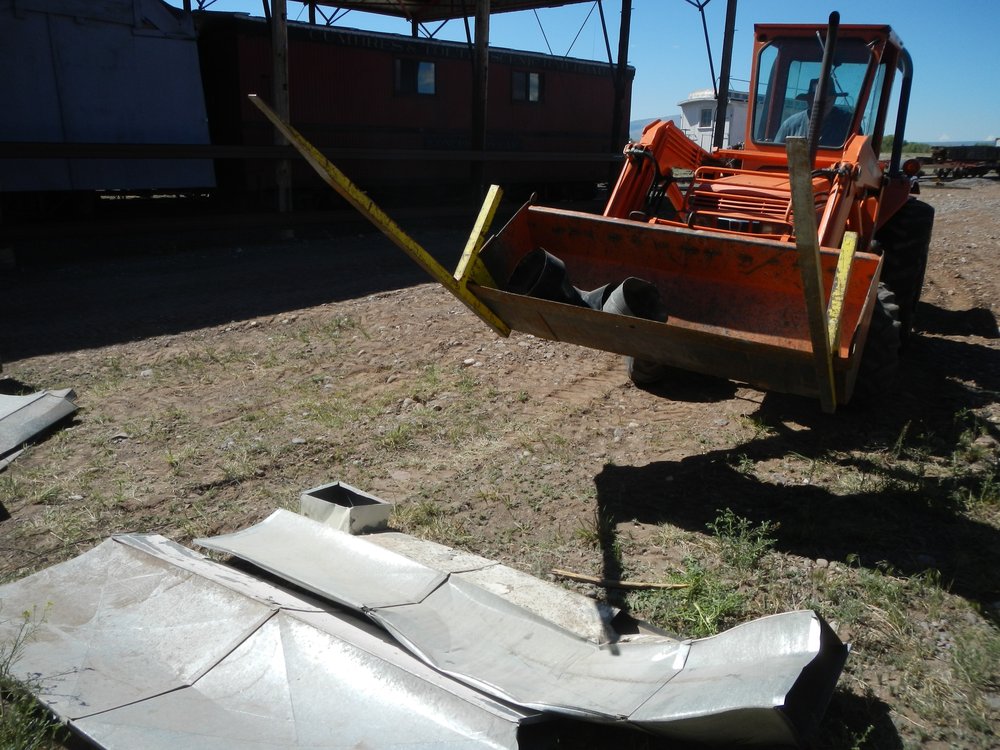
[196,12,633,204]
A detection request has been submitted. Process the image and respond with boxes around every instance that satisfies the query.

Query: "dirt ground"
[1,179,998,749]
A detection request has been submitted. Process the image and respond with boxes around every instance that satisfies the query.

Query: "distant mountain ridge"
[926,140,997,147]
[629,116,680,142]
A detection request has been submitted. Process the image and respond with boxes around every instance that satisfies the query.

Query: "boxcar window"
[395,59,436,95]
[512,71,542,102]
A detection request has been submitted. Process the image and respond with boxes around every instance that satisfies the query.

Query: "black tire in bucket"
[599,278,671,387]
[506,248,585,306]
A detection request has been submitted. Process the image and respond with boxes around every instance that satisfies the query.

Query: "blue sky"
[180,0,999,142]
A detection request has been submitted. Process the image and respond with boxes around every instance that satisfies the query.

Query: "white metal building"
[677,88,749,149]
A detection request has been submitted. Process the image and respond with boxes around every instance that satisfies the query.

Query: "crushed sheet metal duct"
[196,510,849,746]
[0,388,77,459]
[0,534,538,749]
[196,507,449,609]
[363,530,621,644]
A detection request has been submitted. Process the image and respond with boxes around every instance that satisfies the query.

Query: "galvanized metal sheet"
[373,574,688,719]
[368,531,621,643]
[73,612,526,749]
[197,509,447,609]
[0,388,77,457]
[0,535,274,720]
[203,517,620,642]
[630,611,839,744]
[362,529,498,574]
[0,535,533,749]
[197,513,847,745]
[289,608,534,728]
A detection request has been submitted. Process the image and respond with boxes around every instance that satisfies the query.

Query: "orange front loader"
[466,14,933,412]
[254,14,933,412]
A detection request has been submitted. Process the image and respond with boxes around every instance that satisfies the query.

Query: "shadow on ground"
[917,301,999,339]
[0,217,476,362]
[592,323,999,749]
[595,327,1000,609]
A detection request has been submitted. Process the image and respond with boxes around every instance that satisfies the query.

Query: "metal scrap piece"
[195,507,447,609]
[351,529,621,644]
[0,388,77,460]
[0,535,535,749]
[196,510,848,745]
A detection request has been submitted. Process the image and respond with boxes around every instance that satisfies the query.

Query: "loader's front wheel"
[872,198,934,345]
[626,356,671,386]
[851,283,902,403]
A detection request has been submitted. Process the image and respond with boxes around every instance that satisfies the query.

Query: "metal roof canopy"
[300,0,593,23]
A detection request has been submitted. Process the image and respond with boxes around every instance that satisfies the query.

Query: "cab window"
[752,36,874,148]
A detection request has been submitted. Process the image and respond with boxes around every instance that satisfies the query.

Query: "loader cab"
[744,24,903,163]
[603,22,913,244]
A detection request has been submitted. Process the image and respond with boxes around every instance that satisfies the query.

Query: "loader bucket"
[471,203,883,403]
[244,95,881,408]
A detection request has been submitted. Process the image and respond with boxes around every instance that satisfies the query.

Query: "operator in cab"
[774,77,853,146]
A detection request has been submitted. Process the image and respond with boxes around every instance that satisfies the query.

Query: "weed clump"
[0,607,68,750]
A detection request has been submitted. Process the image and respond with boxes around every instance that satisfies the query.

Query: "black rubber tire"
[851,283,902,403]
[872,198,934,345]
[626,356,671,386]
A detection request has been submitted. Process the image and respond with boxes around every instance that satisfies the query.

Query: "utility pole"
[610,0,632,153]
[271,0,292,212]
[471,0,490,197]
[712,0,738,149]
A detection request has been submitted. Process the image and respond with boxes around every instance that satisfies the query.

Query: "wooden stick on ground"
[552,568,690,591]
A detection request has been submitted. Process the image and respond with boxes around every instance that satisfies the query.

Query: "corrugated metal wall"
[0,0,214,191]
